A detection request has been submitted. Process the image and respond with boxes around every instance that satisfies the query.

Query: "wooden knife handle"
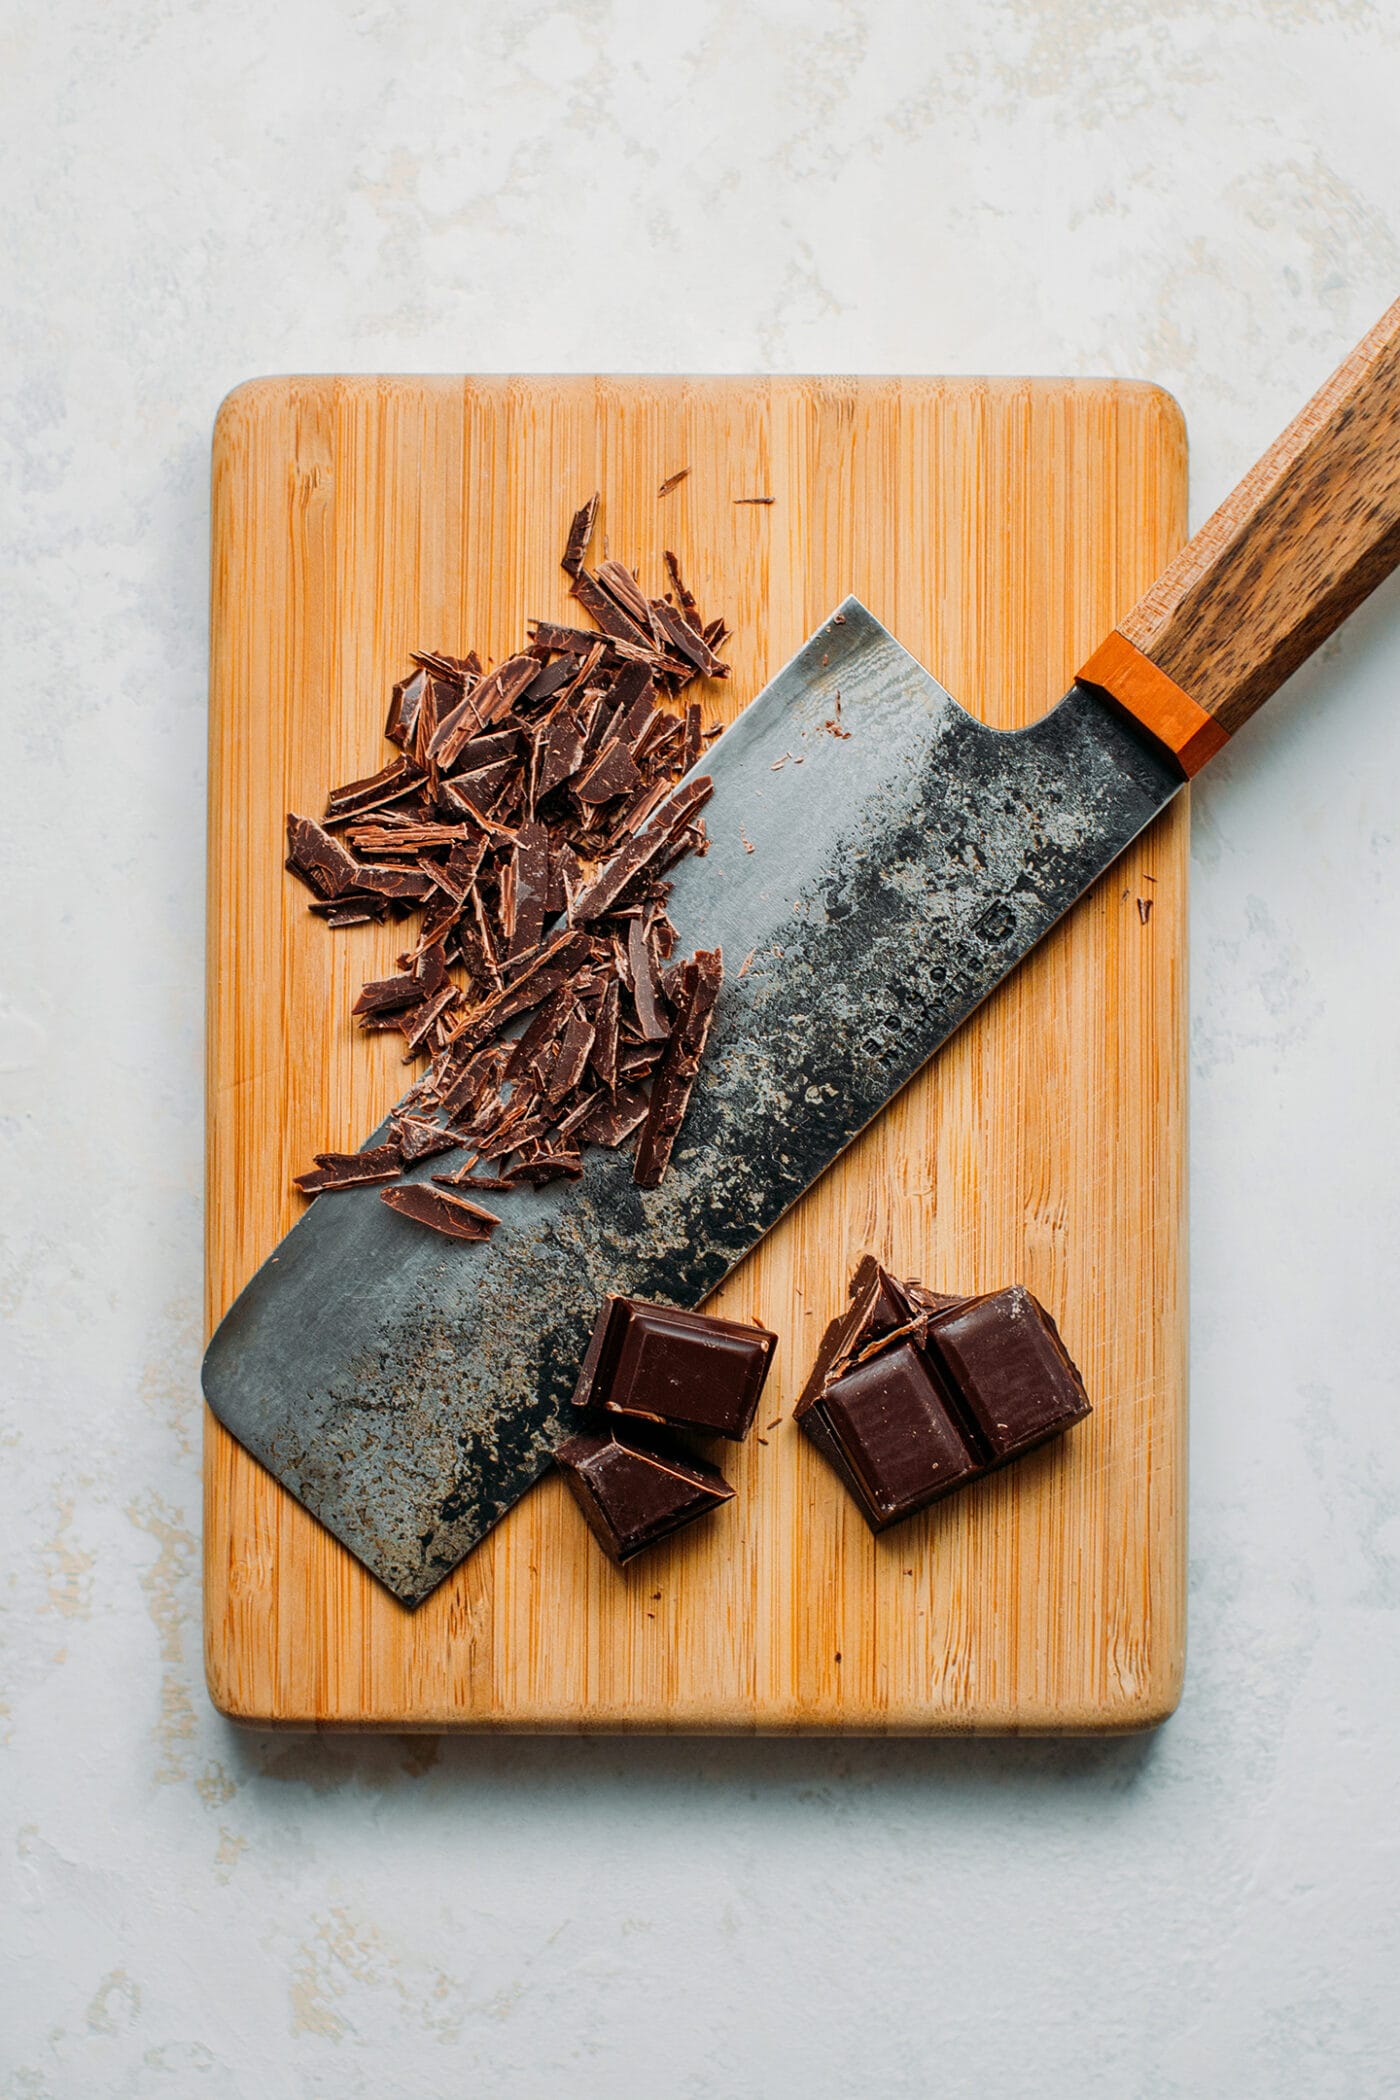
[1078,295,1400,775]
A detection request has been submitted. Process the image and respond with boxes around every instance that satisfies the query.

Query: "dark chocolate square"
[814,1341,985,1532]
[927,1286,1091,1463]
[573,1295,776,1441]
[555,1427,734,1565]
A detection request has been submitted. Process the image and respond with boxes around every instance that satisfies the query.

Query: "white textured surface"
[5,2,1400,2093]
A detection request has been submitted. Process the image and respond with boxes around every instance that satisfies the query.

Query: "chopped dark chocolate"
[573,1294,776,1441]
[556,1426,734,1566]
[288,497,735,1229]
[796,1261,1092,1531]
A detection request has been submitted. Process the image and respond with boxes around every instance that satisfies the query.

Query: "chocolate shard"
[450,930,594,1049]
[472,654,542,730]
[523,654,578,705]
[352,861,437,903]
[662,549,704,634]
[285,814,363,900]
[511,1140,584,1187]
[398,983,461,1059]
[628,915,670,1040]
[352,971,424,1018]
[573,1295,776,1442]
[534,708,587,799]
[575,736,643,806]
[323,755,424,826]
[596,558,661,640]
[555,1426,734,1566]
[571,566,656,651]
[311,899,388,927]
[293,1143,403,1195]
[546,1004,597,1103]
[561,493,599,578]
[507,821,551,958]
[651,596,729,677]
[379,1183,501,1242]
[588,976,621,1093]
[385,666,430,748]
[576,1085,650,1148]
[411,649,479,683]
[389,1113,460,1164]
[633,946,723,1189]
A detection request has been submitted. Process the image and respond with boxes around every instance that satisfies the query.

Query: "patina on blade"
[202,600,1180,1604]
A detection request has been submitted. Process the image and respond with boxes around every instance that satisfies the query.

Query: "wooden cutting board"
[205,375,1187,1732]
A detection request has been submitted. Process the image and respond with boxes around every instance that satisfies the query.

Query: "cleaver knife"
[204,299,1400,1606]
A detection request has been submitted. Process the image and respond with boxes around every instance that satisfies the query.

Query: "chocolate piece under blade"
[204,599,1179,1604]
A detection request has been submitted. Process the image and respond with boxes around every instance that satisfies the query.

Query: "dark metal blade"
[203,600,1180,1604]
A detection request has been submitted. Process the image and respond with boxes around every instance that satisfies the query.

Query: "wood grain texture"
[1121,294,1400,737]
[205,375,1188,1733]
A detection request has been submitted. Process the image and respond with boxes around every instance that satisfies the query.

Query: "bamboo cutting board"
[205,375,1188,1731]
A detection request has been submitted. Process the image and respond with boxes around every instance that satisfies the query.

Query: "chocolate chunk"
[923,1286,1091,1462]
[556,1426,734,1566]
[573,1293,777,1441]
[633,946,722,1188]
[796,1263,1092,1530]
[815,1343,986,1530]
[379,1184,500,1242]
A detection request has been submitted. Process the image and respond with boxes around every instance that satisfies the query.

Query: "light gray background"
[5,3,1399,2095]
